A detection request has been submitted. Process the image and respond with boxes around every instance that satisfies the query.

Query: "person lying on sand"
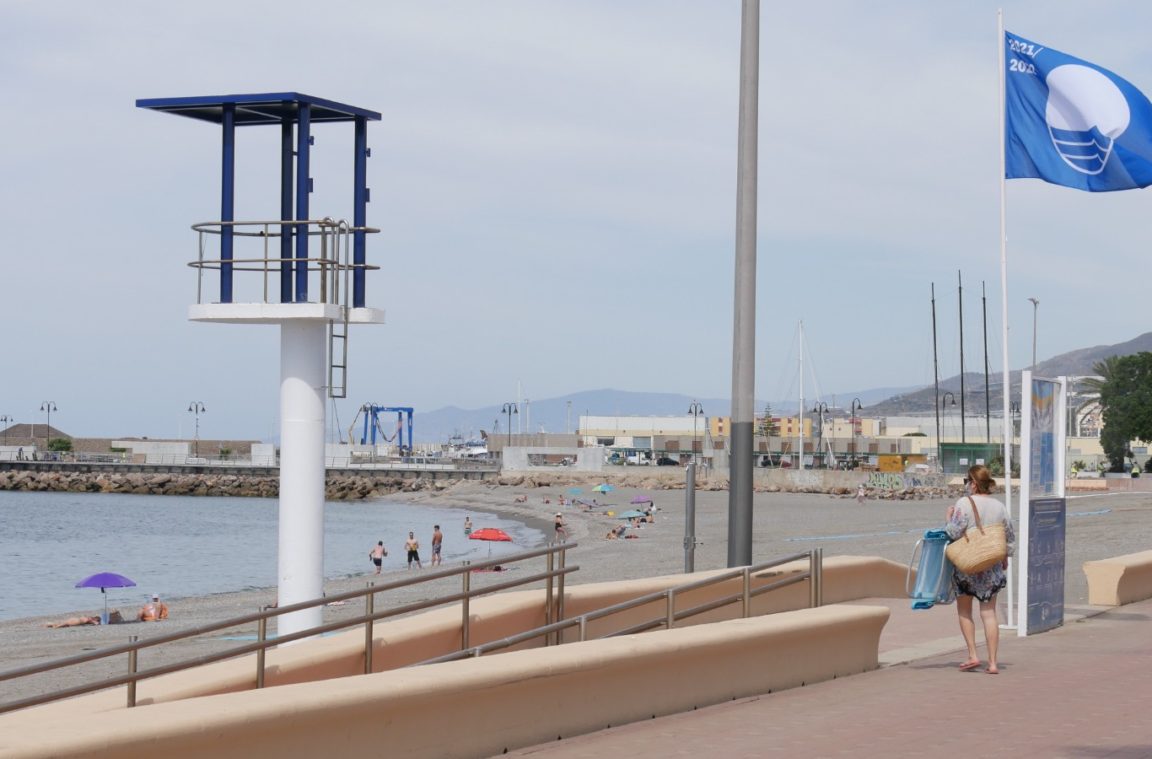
[45,615,100,628]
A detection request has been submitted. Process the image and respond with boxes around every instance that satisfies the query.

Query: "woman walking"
[946,464,1016,674]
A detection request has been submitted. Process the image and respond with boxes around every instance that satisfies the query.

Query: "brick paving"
[504,598,1152,758]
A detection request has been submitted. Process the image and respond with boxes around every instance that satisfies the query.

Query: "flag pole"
[997,7,1016,630]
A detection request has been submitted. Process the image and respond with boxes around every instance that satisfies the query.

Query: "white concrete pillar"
[278,320,327,638]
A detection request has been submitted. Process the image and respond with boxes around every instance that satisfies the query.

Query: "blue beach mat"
[907,529,956,610]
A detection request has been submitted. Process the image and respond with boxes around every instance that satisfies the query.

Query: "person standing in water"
[404,531,422,569]
[369,541,387,575]
[431,525,444,566]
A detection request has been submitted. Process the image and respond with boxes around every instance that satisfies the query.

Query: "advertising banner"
[1017,373,1068,636]
[1026,497,1066,633]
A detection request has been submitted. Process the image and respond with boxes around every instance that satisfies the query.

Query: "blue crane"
[354,404,414,452]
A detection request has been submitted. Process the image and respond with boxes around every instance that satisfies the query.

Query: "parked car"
[656,456,681,466]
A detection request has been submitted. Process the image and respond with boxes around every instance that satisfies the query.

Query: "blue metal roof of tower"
[135,92,381,125]
[137,91,380,312]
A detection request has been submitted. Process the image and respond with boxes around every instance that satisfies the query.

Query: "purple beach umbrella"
[629,495,653,504]
[75,572,136,623]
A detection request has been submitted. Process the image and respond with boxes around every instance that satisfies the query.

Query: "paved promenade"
[505,597,1152,758]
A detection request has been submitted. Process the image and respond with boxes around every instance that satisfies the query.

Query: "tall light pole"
[0,415,11,447]
[39,402,57,451]
[501,402,518,448]
[940,390,956,452]
[566,400,572,435]
[727,0,760,568]
[188,402,206,457]
[1028,297,1040,370]
[850,398,863,467]
[812,403,829,468]
[688,401,704,465]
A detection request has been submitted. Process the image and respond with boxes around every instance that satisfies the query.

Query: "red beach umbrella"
[469,527,513,558]
[469,528,512,543]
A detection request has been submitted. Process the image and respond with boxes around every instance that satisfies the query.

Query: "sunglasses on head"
[963,477,971,484]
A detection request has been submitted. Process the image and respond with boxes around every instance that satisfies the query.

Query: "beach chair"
[907,529,956,610]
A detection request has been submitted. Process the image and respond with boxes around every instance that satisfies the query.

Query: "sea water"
[0,490,544,621]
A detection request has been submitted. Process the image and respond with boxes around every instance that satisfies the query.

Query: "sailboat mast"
[982,281,991,443]
[797,320,804,470]
[932,283,941,471]
[958,270,967,444]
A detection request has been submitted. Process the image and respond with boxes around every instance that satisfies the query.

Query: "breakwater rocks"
[0,468,963,501]
[0,470,458,500]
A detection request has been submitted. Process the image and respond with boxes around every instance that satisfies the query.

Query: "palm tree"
[1081,355,1122,397]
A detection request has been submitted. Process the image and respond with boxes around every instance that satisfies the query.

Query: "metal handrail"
[188,219,381,306]
[190,219,382,236]
[416,548,823,666]
[0,542,576,715]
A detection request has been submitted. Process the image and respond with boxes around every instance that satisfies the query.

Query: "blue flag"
[1005,31,1152,191]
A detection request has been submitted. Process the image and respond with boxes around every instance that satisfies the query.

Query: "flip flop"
[958,660,981,671]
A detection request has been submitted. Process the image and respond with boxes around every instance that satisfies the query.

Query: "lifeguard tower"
[137,93,384,638]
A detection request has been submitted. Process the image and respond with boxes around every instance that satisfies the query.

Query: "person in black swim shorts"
[404,531,422,569]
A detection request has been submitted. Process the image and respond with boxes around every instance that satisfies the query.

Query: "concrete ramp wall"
[0,605,889,759]
[1,556,908,722]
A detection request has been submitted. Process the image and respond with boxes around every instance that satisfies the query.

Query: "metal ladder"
[324,220,352,399]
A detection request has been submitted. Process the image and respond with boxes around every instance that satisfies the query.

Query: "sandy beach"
[3,478,1149,704]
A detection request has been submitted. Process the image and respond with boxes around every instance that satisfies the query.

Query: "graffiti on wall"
[866,472,927,490]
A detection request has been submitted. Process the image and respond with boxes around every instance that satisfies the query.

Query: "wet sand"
[3,480,1149,703]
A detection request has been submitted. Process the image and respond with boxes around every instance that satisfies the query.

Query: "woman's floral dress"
[945,495,1017,602]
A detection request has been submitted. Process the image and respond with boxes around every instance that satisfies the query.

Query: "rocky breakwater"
[0,470,459,500]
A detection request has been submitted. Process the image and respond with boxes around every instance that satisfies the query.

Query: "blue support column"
[280,118,294,304]
[294,103,312,303]
[352,116,368,308]
[220,103,236,303]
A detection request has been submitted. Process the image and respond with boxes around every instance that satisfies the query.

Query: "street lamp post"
[812,402,829,468]
[688,401,704,465]
[1028,297,1040,370]
[0,415,11,447]
[188,402,206,457]
[39,402,57,452]
[940,391,956,471]
[850,398,863,467]
[501,402,518,448]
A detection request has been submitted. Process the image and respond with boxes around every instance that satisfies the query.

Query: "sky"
[3,1,1151,442]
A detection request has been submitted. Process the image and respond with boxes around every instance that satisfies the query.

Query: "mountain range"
[865,331,1152,417]
[405,332,1152,444]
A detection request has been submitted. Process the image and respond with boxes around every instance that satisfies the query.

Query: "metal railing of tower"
[189,219,380,307]
[189,217,380,398]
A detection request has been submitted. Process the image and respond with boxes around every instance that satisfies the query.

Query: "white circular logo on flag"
[1045,64,1130,175]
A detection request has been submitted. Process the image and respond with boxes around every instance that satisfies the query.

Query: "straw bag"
[945,496,1008,574]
